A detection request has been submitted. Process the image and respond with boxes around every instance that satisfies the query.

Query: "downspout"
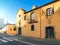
[40,9,41,38]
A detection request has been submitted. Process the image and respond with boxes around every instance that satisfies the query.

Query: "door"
[46,26,54,38]
[18,27,21,35]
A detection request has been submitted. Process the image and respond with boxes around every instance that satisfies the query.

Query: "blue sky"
[0,0,53,24]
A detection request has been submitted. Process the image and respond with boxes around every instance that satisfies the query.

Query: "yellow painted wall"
[16,1,60,40]
[6,24,17,36]
[16,9,26,35]
[41,1,60,39]
[21,9,41,38]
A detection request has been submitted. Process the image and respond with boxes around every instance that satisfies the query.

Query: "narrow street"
[0,37,35,45]
[0,34,60,45]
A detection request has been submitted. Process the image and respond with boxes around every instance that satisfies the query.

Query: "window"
[19,15,21,17]
[10,28,12,31]
[14,26,16,31]
[24,15,26,20]
[30,12,35,21]
[31,25,34,31]
[46,7,54,16]
[19,21,21,26]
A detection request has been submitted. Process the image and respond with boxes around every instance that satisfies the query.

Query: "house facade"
[16,0,60,40]
[6,24,17,36]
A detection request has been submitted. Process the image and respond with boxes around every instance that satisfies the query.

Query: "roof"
[24,0,59,14]
[7,24,15,25]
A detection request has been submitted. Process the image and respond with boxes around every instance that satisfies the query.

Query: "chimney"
[32,5,37,9]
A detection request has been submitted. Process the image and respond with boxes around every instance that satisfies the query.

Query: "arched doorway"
[45,26,55,38]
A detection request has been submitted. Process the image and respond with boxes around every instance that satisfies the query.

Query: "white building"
[0,18,4,29]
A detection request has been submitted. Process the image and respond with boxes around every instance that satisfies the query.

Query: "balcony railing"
[27,19,38,24]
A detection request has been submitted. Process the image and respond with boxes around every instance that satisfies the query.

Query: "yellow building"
[6,24,17,36]
[16,0,60,40]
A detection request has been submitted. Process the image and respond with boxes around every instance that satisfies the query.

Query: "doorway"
[45,26,55,38]
[18,27,21,35]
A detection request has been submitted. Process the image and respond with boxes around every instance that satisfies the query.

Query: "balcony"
[27,20,38,24]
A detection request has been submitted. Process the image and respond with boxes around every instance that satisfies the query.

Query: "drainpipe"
[40,9,41,38]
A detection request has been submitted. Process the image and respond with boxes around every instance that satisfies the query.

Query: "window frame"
[30,12,35,21]
[19,15,21,17]
[46,7,54,16]
[31,25,34,31]
[19,21,21,26]
[24,15,26,20]
[14,26,16,31]
[10,28,12,31]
